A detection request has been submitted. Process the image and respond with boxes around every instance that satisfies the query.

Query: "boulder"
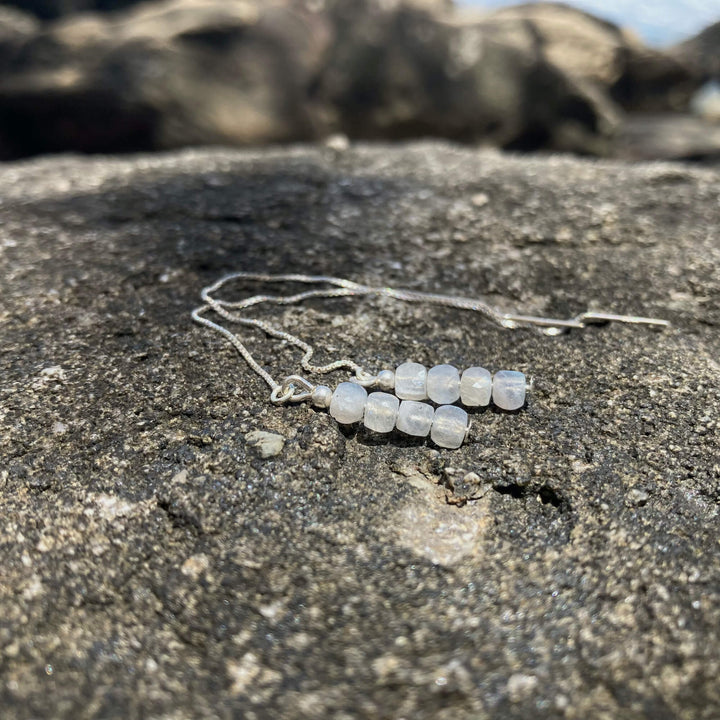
[0,0,147,20]
[0,0,331,158]
[315,0,616,153]
[0,0,618,158]
[480,2,702,112]
[674,20,720,80]
[615,113,720,162]
[1,142,719,718]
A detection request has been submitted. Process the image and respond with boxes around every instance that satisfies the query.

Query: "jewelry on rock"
[192,272,669,450]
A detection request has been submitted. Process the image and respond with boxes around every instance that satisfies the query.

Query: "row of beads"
[314,382,469,449]
[382,362,526,411]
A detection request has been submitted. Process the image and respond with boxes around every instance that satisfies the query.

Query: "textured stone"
[482,3,701,112]
[673,20,720,81]
[245,430,284,459]
[0,143,719,719]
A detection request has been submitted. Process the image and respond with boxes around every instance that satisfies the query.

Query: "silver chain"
[192,272,670,403]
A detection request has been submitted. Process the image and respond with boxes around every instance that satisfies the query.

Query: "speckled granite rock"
[1,143,719,719]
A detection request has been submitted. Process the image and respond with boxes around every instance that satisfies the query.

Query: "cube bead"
[329,382,368,424]
[460,367,492,407]
[492,370,526,411]
[363,392,399,433]
[426,364,461,404]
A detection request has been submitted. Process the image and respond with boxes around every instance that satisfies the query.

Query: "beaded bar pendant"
[309,363,527,450]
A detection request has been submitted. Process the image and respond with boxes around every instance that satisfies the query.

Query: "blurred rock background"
[0,0,718,161]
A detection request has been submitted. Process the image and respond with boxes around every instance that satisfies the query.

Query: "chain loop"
[192,272,669,395]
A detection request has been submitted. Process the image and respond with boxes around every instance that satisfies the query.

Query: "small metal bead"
[376,369,395,391]
[310,385,333,408]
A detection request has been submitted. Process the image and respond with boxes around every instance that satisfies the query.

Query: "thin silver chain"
[192,272,670,403]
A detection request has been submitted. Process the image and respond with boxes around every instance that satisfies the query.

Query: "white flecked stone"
[396,400,434,437]
[329,382,368,424]
[363,392,400,433]
[395,362,427,400]
[431,405,468,449]
[460,366,492,406]
[492,370,526,411]
[426,364,460,404]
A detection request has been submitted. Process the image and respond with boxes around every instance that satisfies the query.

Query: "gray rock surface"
[1,142,719,719]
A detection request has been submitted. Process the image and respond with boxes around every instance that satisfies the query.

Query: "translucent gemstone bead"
[395,362,428,400]
[431,405,469,449]
[376,369,395,391]
[492,370,526,411]
[426,364,460,404]
[396,400,434,437]
[363,392,399,433]
[329,382,368,424]
[460,366,492,406]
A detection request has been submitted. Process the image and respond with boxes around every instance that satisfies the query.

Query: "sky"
[459,0,720,46]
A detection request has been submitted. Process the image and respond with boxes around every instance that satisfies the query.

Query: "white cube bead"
[396,400,434,437]
[395,362,428,400]
[364,392,399,433]
[329,382,367,424]
[492,370,526,411]
[460,366,492,406]
[426,364,460,404]
[431,405,469,449]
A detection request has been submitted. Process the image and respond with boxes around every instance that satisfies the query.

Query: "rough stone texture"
[1,142,719,719]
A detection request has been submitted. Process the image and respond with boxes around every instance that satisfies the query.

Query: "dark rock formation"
[1,0,699,160]
[0,0,331,157]
[1,142,719,718]
[314,0,612,153]
[674,20,720,80]
[479,2,701,112]
[0,0,714,159]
